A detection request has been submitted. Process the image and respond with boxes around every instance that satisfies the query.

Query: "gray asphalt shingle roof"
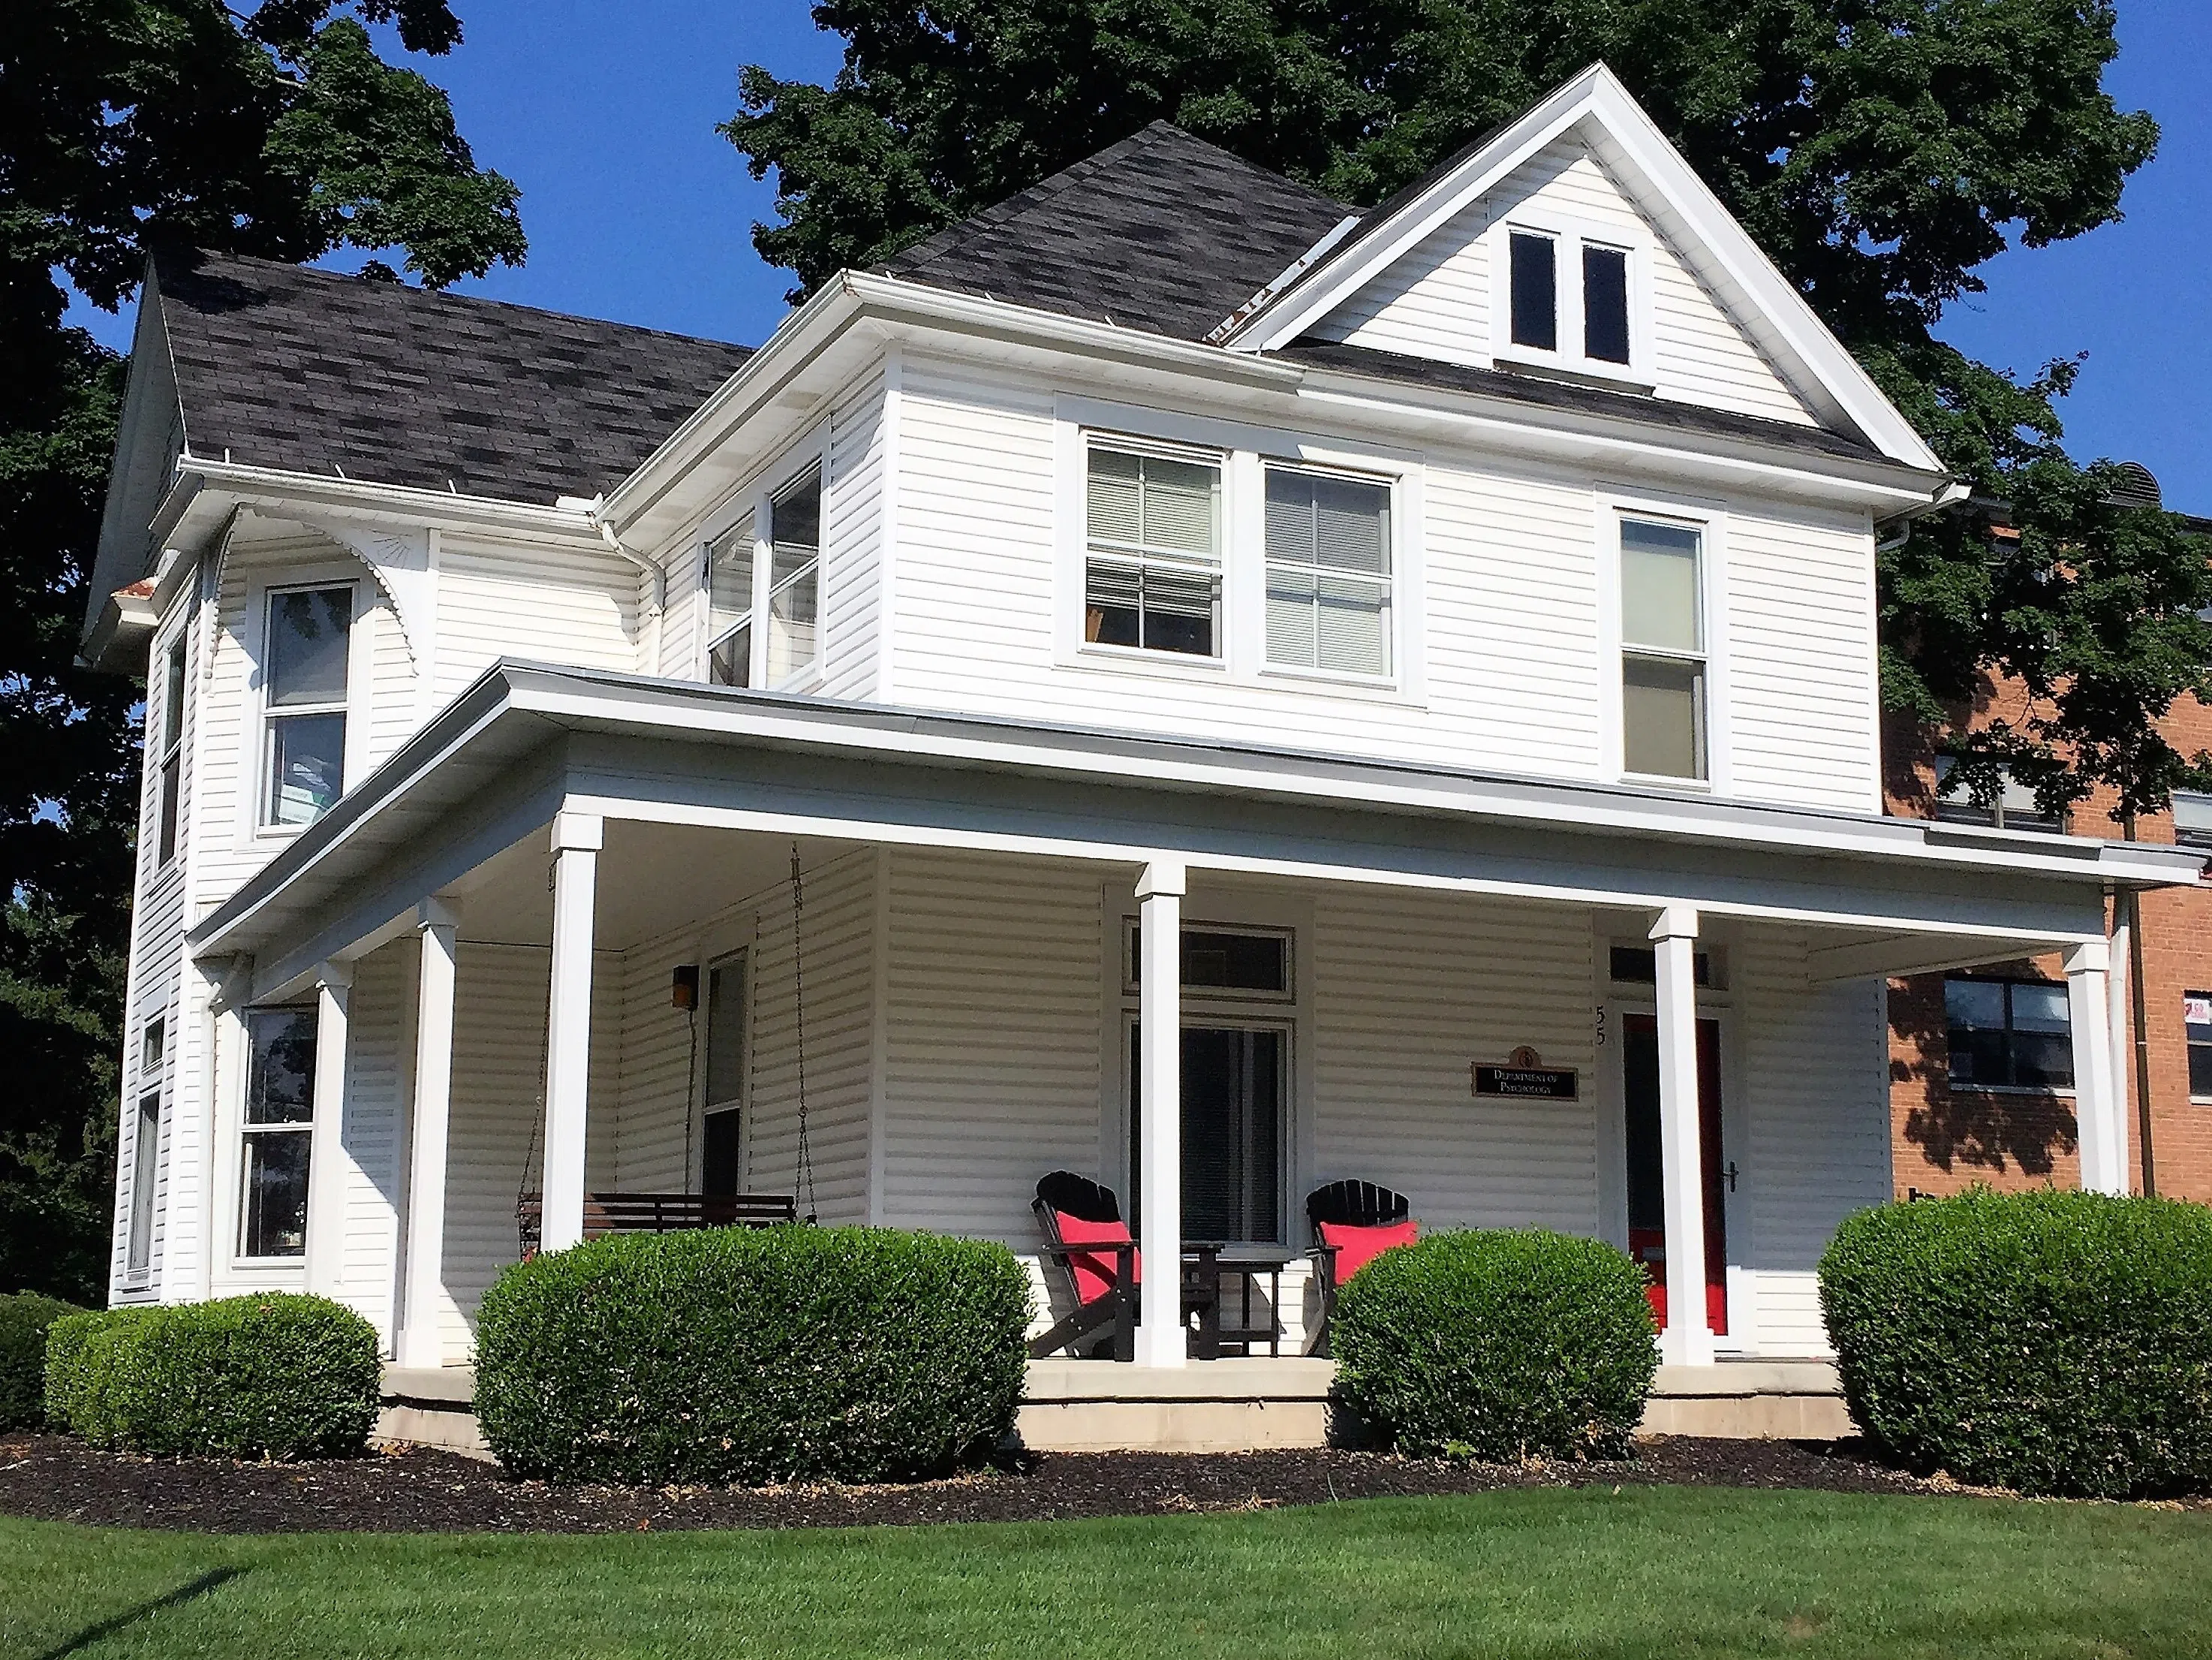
[153,250,756,504]
[883,122,1354,341]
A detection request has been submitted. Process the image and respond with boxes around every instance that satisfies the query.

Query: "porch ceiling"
[190,660,2204,1005]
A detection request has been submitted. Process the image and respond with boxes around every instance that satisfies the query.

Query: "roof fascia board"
[1292,373,1942,514]
[504,665,2200,888]
[1223,65,1942,474]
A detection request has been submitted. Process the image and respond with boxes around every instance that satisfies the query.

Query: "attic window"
[1509,232,1557,353]
[1582,246,1631,363]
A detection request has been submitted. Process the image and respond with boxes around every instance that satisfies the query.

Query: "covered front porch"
[188,664,2192,1432]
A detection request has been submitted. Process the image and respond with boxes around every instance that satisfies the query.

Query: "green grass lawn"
[3,1485,2207,1660]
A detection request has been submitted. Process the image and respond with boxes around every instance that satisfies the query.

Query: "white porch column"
[541,810,602,1253]
[1135,859,1186,1369]
[399,899,459,1369]
[1649,904,1714,1366]
[302,960,353,1298]
[2066,938,2126,1195]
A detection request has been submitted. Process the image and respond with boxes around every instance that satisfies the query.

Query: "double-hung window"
[1085,443,1222,656]
[708,467,821,687]
[1618,517,1707,780]
[2186,991,2212,1101]
[127,1018,165,1276]
[1264,466,1392,677]
[157,634,187,864]
[1945,977,2073,1091]
[240,1008,316,1258]
[263,586,351,828]
[1506,227,1636,370]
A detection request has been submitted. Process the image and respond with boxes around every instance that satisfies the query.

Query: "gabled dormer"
[1216,64,1942,474]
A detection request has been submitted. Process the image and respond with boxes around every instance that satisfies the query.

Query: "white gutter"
[575,496,667,670]
[179,457,608,544]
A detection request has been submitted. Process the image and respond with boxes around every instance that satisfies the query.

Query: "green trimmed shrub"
[474,1225,1032,1484]
[1333,1228,1657,1460]
[1820,1189,2212,1498]
[0,1294,85,1430]
[43,1295,381,1459]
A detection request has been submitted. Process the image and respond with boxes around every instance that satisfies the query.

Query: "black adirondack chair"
[1305,1179,1415,1356]
[1029,1171,1139,1360]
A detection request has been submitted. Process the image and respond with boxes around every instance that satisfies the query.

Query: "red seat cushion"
[1053,1211,1139,1305]
[1319,1219,1419,1283]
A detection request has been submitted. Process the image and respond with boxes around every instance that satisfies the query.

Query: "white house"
[84,66,2198,1420]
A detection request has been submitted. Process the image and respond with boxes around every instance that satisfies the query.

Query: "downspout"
[584,499,666,673]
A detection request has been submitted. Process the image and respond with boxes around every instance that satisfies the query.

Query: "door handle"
[1724,1161,1739,1193]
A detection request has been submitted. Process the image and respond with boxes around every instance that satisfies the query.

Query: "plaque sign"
[1472,1050,1580,1099]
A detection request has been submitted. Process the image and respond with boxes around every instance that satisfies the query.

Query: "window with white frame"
[157,633,186,865]
[1264,465,1392,676]
[2185,990,2212,1101]
[262,586,351,828]
[239,1007,316,1258]
[2172,790,2212,850]
[1618,517,1707,780]
[1506,225,1636,371]
[1084,442,1223,656]
[127,1017,165,1275]
[707,467,821,687]
[701,951,747,1197]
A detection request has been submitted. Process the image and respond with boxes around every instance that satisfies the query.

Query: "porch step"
[372,1357,1855,1464]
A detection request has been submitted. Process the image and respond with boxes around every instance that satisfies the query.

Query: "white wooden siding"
[335,938,411,1345]
[612,940,697,1192]
[890,364,1873,809]
[432,532,638,704]
[1316,136,1819,428]
[742,851,876,1224]
[1311,887,1600,1231]
[1723,506,1881,811]
[878,848,1104,1243]
[820,372,885,700]
[1732,933,1891,1355]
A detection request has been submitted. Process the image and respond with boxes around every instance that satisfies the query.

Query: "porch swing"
[515,848,808,1255]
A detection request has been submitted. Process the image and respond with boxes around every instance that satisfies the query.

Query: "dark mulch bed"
[0,1433,1950,1535]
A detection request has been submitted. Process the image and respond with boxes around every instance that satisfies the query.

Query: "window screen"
[1263,467,1392,676]
[1509,231,1558,352]
[1085,446,1222,655]
[1583,245,1631,363]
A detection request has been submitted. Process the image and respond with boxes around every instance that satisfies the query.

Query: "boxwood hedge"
[1820,1189,2212,1497]
[473,1225,1032,1484]
[1333,1228,1657,1460]
[42,1294,381,1459]
[0,1294,84,1430]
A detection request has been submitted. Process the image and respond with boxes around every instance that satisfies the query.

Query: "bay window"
[708,465,821,688]
[1085,444,1222,656]
[1619,517,1708,780]
[240,1008,316,1258]
[1264,466,1393,677]
[263,586,351,828]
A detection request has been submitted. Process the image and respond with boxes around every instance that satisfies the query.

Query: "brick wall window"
[1945,976,2073,1090]
[2187,992,2212,1101]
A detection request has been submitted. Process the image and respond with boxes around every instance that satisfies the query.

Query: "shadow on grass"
[35,1566,242,1660]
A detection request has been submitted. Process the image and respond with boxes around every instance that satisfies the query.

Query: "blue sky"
[70,0,2212,508]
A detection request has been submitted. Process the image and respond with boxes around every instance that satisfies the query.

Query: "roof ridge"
[155,248,754,355]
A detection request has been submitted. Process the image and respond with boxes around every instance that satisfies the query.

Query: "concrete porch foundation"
[376,1357,1855,1463]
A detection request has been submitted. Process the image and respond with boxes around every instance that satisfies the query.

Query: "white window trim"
[242,568,372,846]
[1597,486,1730,793]
[1489,212,1657,390]
[233,1005,316,1269]
[701,427,830,694]
[154,628,188,871]
[1076,429,1232,668]
[1052,396,1426,703]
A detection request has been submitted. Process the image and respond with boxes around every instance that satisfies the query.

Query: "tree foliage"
[0,0,525,1299]
[730,0,2212,820]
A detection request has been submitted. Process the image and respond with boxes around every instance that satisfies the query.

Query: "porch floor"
[376,1357,1851,1460]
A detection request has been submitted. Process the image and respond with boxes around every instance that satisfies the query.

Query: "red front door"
[1623,1014,1727,1335]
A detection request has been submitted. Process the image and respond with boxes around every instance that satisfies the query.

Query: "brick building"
[1888,485,2212,1202]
